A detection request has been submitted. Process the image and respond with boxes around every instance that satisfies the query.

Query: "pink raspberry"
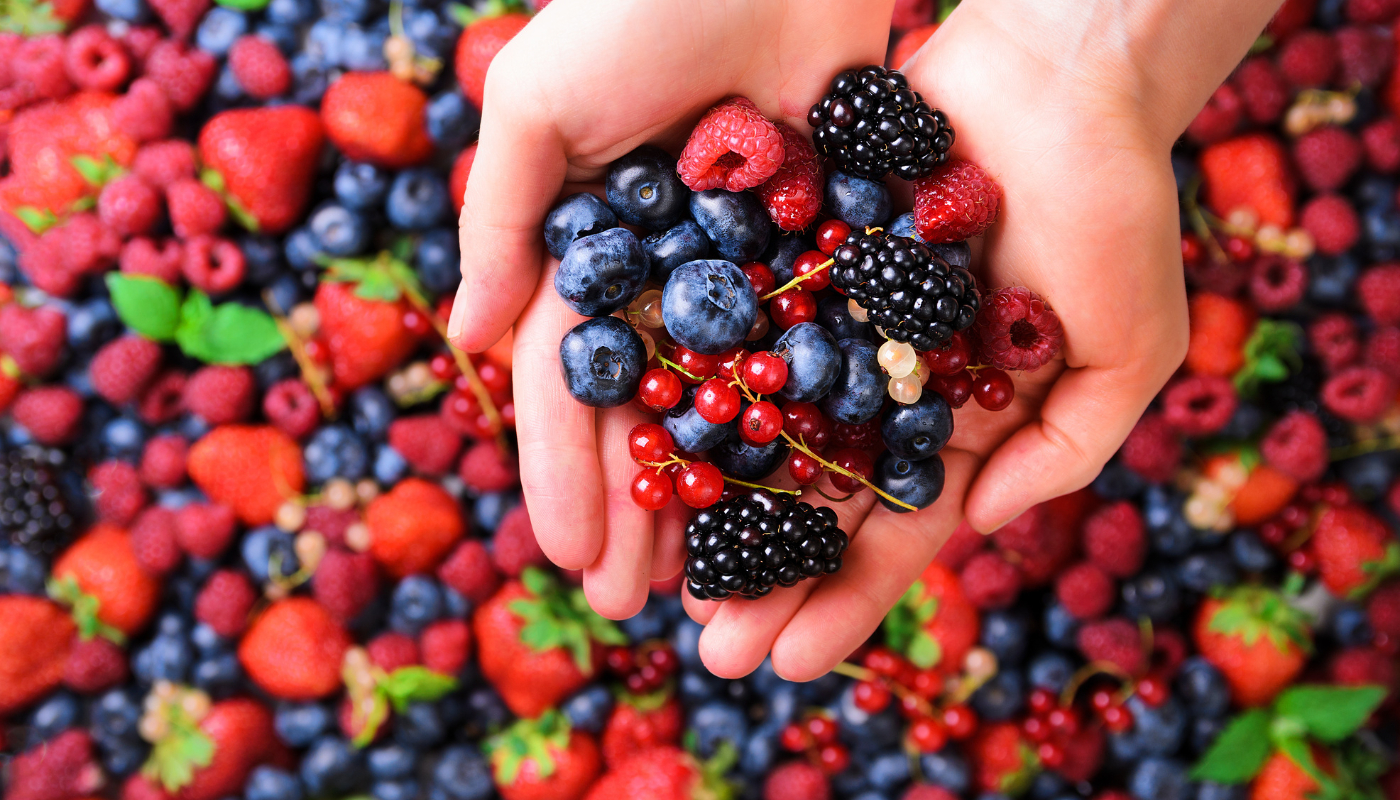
[437,539,502,604]
[490,505,547,577]
[1310,313,1361,372]
[677,96,786,192]
[313,548,380,623]
[0,304,68,378]
[63,638,128,693]
[1185,84,1243,145]
[1321,365,1394,422]
[183,365,255,425]
[51,214,121,276]
[1055,562,1115,620]
[90,460,147,526]
[913,158,1002,243]
[1261,410,1329,483]
[227,35,291,100]
[180,235,246,294]
[367,633,420,671]
[195,570,257,638]
[12,386,84,445]
[1119,412,1182,483]
[1366,326,1400,379]
[120,26,163,68]
[305,505,358,548]
[1359,263,1400,325]
[1362,117,1400,172]
[1161,374,1237,436]
[13,36,72,104]
[959,551,1022,610]
[112,78,174,143]
[167,179,227,239]
[174,502,237,559]
[971,287,1063,372]
[1293,126,1362,192]
[148,0,212,43]
[1083,501,1147,579]
[458,439,519,493]
[1347,0,1400,23]
[90,335,163,405]
[263,378,321,439]
[98,175,162,238]
[420,619,470,676]
[137,370,187,425]
[755,121,823,231]
[1298,195,1359,256]
[139,434,188,489]
[1233,56,1289,124]
[143,40,216,111]
[132,140,197,189]
[1077,618,1145,676]
[130,507,181,575]
[63,26,130,92]
[933,520,985,571]
[1277,30,1338,87]
[389,414,463,476]
[1367,581,1400,641]
[119,237,183,284]
[1336,25,1393,87]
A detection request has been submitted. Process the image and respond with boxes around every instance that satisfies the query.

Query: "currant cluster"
[851,647,982,754]
[778,713,852,775]
[602,641,681,694]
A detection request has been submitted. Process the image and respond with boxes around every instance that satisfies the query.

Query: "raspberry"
[1362,117,1400,172]
[63,637,128,693]
[437,539,502,604]
[763,761,830,800]
[458,439,519,493]
[6,731,100,800]
[132,140,197,189]
[1347,0,1400,22]
[1321,365,1394,422]
[121,26,162,68]
[1329,647,1395,692]
[167,178,227,239]
[1367,581,1400,641]
[60,214,123,276]
[1277,30,1338,87]
[90,335,163,405]
[143,41,216,111]
[63,26,129,92]
[173,502,237,559]
[676,97,785,192]
[1055,561,1116,620]
[12,36,72,105]
[1367,326,1400,379]
[972,287,1063,371]
[228,35,291,100]
[491,504,548,577]
[0,304,67,378]
[754,121,823,231]
[959,551,1022,610]
[304,504,359,549]
[1360,264,1400,324]
[130,506,181,575]
[136,370,186,425]
[1293,126,1362,192]
[12,386,84,445]
[1233,57,1289,124]
[148,0,210,42]
[139,434,188,489]
[1077,618,1145,675]
[1249,255,1308,311]
[901,787,958,800]
[420,619,471,676]
[1119,413,1182,483]
[112,78,173,144]
[1336,25,1393,87]
[313,548,380,622]
[182,365,256,425]
[991,503,1076,586]
[1299,195,1360,257]
[194,569,256,638]
[263,378,321,440]
[1185,83,1243,145]
[97,175,161,238]
[1161,374,1238,436]
[17,237,82,299]
[934,520,985,571]
[89,460,146,526]
[1311,313,1361,372]
[1083,501,1147,579]
[1261,410,1329,483]
[367,632,420,671]
[913,158,1002,243]
[181,235,246,294]
[388,415,463,476]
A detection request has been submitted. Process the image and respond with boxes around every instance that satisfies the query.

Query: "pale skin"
[449,0,1284,681]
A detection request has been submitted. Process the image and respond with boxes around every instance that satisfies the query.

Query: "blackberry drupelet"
[684,490,848,601]
[2,447,84,558]
[830,229,980,351]
[808,66,954,182]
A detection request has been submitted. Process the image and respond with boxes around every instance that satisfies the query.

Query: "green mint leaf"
[378,667,458,713]
[69,155,107,186]
[1275,685,1387,743]
[106,274,182,341]
[1190,708,1273,784]
[14,206,58,235]
[175,291,218,363]
[196,302,287,365]
[906,630,942,670]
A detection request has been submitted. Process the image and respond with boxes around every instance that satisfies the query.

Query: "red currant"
[1181,233,1203,266]
[930,370,973,409]
[628,423,674,464]
[402,308,432,337]
[605,646,634,675]
[1021,715,1051,743]
[782,401,824,441]
[1046,707,1080,736]
[676,462,723,508]
[1288,548,1315,573]
[741,262,776,298]
[742,352,788,395]
[972,367,1014,411]
[1101,704,1134,733]
[1028,688,1058,716]
[646,645,678,675]
[429,353,458,381]
[673,346,719,382]
[941,705,978,740]
[805,715,838,745]
[1036,741,1065,769]
[924,331,971,376]
[1135,674,1169,707]
[852,680,891,713]
[630,470,673,510]
[787,451,824,485]
[769,287,816,329]
[638,368,682,411]
[739,401,782,444]
[829,448,874,494]
[477,360,511,393]
[817,743,849,774]
[911,669,941,700]
[862,647,903,677]
[695,379,741,423]
[908,716,948,753]
[815,220,851,256]
[1225,234,1254,262]
[1090,689,1116,713]
[779,724,808,752]
[792,250,831,291]
[624,672,648,693]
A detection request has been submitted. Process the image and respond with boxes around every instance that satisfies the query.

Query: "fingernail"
[445,281,469,344]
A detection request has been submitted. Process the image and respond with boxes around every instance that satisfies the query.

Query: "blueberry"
[389,575,443,636]
[1190,716,1227,756]
[335,161,391,210]
[101,739,148,777]
[642,220,711,284]
[559,316,647,408]
[373,781,420,800]
[1333,603,1374,648]
[561,685,613,734]
[919,752,970,794]
[460,689,511,740]
[881,391,952,461]
[545,193,619,260]
[393,702,445,748]
[888,212,920,240]
[135,634,193,683]
[373,446,409,485]
[1177,552,1237,593]
[662,392,731,456]
[971,669,1024,722]
[1043,602,1079,648]
[1029,773,1070,799]
[291,54,331,104]
[428,746,493,800]
[246,766,304,800]
[304,424,369,483]
[301,736,365,795]
[442,586,470,619]
[425,91,479,151]
[1027,652,1075,693]
[866,751,910,791]
[689,190,771,262]
[67,297,118,354]
[690,701,749,758]
[256,23,299,55]
[213,63,243,102]
[822,338,884,424]
[321,0,376,21]
[386,169,450,230]
[605,145,690,229]
[740,724,779,777]
[1339,452,1396,500]
[242,526,300,583]
[101,416,147,461]
[979,610,1028,665]
[772,322,841,402]
[191,623,227,656]
[351,386,395,440]
[284,227,324,271]
[196,7,248,56]
[1,546,46,595]
[241,236,287,286]
[1176,658,1230,719]
[836,686,904,751]
[94,0,149,21]
[826,171,892,228]
[1128,758,1192,800]
[341,25,389,70]
[927,241,972,270]
[1218,401,1264,440]
[193,653,243,696]
[1121,568,1182,621]
[368,745,419,781]
[310,203,369,256]
[414,228,460,295]
[709,429,787,480]
[620,595,673,641]
[873,451,945,512]
[762,233,810,285]
[402,7,457,60]
[1197,782,1246,800]
[267,0,316,25]
[92,688,142,741]
[554,228,650,317]
[672,618,705,670]
[472,491,519,532]
[30,692,79,740]
[662,259,758,354]
[1109,696,1186,760]
[816,293,872,342]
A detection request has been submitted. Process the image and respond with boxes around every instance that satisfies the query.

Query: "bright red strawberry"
[238,597,351,700]
[197,106,324,234]
[1311,504,1400,599]
[314,280,420,391]
[584,746,735,800]
[167,699,286,800]
[755,121,822,231]
[454,13,530,109]
[1200,133,1296,228]
[365,476,464,578]
[1185,293,1253,377]
[601,693,683,767]
[473,569,626,718]
[187,425,304,526]
[885,561,980,674]
[913,158,1002,243]
[1194,586,1311,707]
[1249,748,1334,800]
[486,712,600,800]
[0,596,75,715]
[52,523,162,636]
[321,72,433,169]
[969,722,1039,795]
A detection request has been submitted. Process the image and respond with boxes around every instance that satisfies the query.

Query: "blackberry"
[684,490,848,601]
[808,66,954,182]
[830,229,980,351]
[1,447,84,558]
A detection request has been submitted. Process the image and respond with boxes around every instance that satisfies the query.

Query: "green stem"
[655,355,702,383]
[781,433,917,512]
[760,258,834,302]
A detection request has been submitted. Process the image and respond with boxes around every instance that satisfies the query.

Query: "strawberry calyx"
[508,567,627,673]
[139,682,216,792]
[881,579,942,669]
[1354,542,1400,600]
[483,709,572,784]
[0,0,64,34]
[689,739,739,800]
[342,646,459,748]
[1207,585,1313,655]
[997,741,1041,796]
[1235,319,1302,398]
[319,246,427,306]
[613,686,672,713]
[47,574,126,645]
[448,0,530,27]
[199,168,260,232]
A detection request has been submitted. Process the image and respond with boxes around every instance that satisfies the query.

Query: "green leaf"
[521,566,553,597]
[1250,33,1275,54]
[0,0,64,35]
[14,206,58,235]
[142,715,215,792]
[936,0,960,22]
[46,575,127,645]
[106,274,182,341]
[70,196,95,213]
[196,302,287,365]
[225,194,260,232]
[1275,686,1387,743]
[378,667,458,713]
[1190,708,1273,784]
[174,291,217,362]
[354,269,402,302]
[214,0,270,9]
[1235,320,1303,398]
[390,237,415,262]
[1275,735,1337,794]
[906,631,942,670]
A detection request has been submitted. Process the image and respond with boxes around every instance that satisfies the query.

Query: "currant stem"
[759,258,834,302]
[655,355,703,383]
[263,291,338,419]
[1058,660,1135,710]
[1329,433,1400,461]
[412,290,506,451]
[832,661,874,681]
[639,456,799,496]
[781,433,917,512]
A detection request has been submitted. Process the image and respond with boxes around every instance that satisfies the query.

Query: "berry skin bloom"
[676,97,786,192]
[972,287,1064,371]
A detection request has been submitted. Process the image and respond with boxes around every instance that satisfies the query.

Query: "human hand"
[446,0,896,620]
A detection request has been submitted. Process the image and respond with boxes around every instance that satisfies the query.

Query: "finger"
[649,499,691,582]
[512,268,606,571]
[448,64,568,353]
[769,450,976,682]
[582,405,656,620]
[682,591,722,626]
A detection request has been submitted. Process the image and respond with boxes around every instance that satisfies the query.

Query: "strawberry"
[485,712,600,800]
[473,568,627,718]
[450,142,476,215]
[1311,505,1400,599]
[0,595,75,715]
[1200,133,1297,228]
[321,72,434,169]
[197,106,324,234]
[1249,749,1333,800]
[1194,586,1311,707]
[454,13,530,109]
[883,561,979,674]
[238,597,351,700]
[969,722,1039,795]
[600,693,683,767]
[1229,462,1299,526]
[51,523,161,638]
[187,425,305,526]
[142,698,286,800]
[365,476,464,578]
[583,746,736,800]
[889,23,939,70]
[1185,293,1253,377]
[314,280,420,391]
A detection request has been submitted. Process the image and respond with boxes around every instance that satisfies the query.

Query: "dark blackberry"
[1,447,84,558]
[684,490,848,601]
[830,229,980,351]
[807,66,954,182]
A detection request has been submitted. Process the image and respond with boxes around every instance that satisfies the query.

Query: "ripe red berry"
[815,220,851,255]
[1022,715,1051,743]
[741,262,776,298]
[805,715,838,745]
[1135,674,1169,707]
[830,448,874,494]
[740,401,783,444]
[1101,704,1133,733]
[779,723,808,752]
[931,369,973,409]
[972,368,1014,411]
[673,346,719,382]
[676,462,724,508]
[817,743,849,774]
[942,704,978,740]
[769,288,816,329]
[695,378,741,424]
[782,401,824,441]
[742,352,788,395]
[852,680,891,713]
[631,470,672,510]
[638,368,682,411]
[832,419,880,449]
[628,423,674,464]
[924,331,971,375]
[863,647,904,676]
[1036,741,1065,769]
[908,716,948,753]
[787,451,824,485]
[1028,688,1058,716]
[792,250,832,291]
[1046,707,1080,736]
